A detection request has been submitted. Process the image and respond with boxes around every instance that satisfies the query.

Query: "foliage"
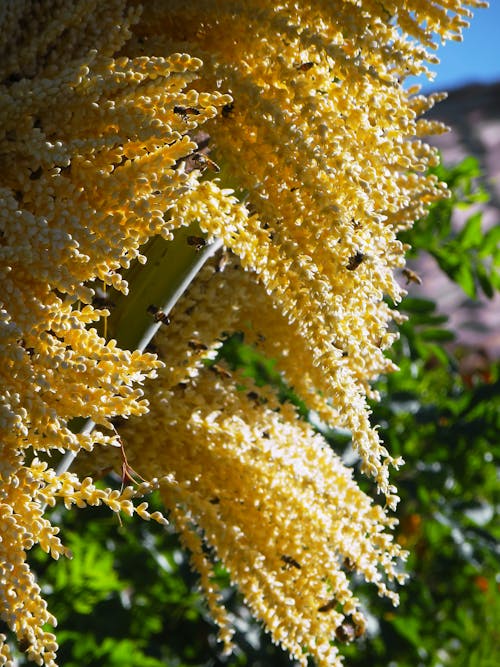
[401,157,500,299]
[3,156,498,666]
[343,157,500,666]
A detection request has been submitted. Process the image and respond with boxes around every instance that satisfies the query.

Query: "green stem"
[57,225,222,476]
[107,225,222,350]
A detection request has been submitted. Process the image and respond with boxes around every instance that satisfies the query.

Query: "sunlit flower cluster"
[85,258,408,665]
[0,1,486,665]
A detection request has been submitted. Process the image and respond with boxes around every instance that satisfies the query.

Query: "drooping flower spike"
[0,1,487,665]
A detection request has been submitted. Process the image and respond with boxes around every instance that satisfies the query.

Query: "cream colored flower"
[0,1,487,665]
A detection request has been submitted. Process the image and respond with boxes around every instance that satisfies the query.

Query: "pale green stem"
[56,227,222,476]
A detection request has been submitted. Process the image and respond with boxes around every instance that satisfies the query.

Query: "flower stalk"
[57,226,222,476]
[104,225,223,352]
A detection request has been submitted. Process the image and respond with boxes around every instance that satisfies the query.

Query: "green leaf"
[453,262,477,298]
[490,268,500,290]
[426,342,452,365]
[479,225,500,256]
[419,328,455,343]
[400,297,436,314]
[457,212,483,249]
[406,312,449,327]
[454,155,481,179]
[476,264,494,299]
[390,616,422,648]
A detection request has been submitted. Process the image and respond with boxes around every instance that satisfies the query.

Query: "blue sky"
[413,2,500,92]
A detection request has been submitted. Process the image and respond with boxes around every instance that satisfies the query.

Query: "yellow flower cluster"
[85,258,408,664]
[126,0,486,502]
[0,1,226,663]
[0,0,486,665]
[0,458,164,667]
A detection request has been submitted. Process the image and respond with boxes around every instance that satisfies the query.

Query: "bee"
[335,622,356,644]
[5,72,22,84]
[147,304,170,325]
[19,338,34,356]
[186,235,206,251]
[402,268,422,285]
[18,636,31,653]
[222,102,234,117]
[188,338,208,351]
[209,496,220,505]
[191,152,220,173]
[29,166,43,180]
[280,554,301,569]
[216,249,231,273]
[346,251,366,270]
[11,189,22,205]
[342,557,356,571]
[110,415,127,429]
[173,105,201,120]
[247,390,260,404]
[354,619,366,639]
[92,287,115,310]
[295,61,315,72]
[210,363,232,379]
[318,598,337,613]
[246,202,258,217]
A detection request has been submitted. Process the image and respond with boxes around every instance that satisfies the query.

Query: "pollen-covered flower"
[0,1,487,665]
